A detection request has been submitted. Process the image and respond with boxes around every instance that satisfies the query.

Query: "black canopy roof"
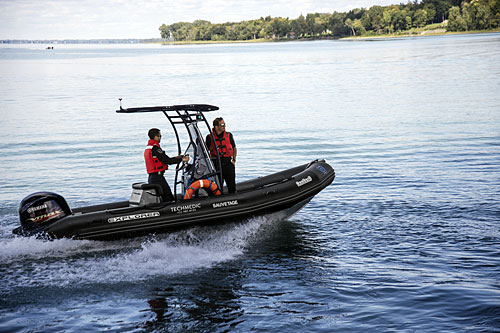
[116,104,219,113]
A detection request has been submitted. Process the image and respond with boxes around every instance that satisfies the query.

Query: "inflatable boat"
[13,104,335,240]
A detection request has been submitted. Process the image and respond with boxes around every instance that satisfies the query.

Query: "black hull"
[24,160,335,240]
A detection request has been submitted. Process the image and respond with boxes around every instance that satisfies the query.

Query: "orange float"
[183,179,221,200]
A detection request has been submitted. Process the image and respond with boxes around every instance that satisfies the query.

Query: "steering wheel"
[176,154,191,172]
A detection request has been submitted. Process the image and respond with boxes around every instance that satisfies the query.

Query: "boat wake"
[0,214,283,291]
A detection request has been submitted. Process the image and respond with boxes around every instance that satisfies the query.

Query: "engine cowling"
[16,192,71,236]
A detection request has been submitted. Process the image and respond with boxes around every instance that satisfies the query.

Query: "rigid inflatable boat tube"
[184,179,221,200]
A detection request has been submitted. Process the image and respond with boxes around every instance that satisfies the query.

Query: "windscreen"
[181,122,220,193]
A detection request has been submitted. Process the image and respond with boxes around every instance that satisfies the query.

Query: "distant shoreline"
[158,29,500,44]
[1,29,499,45]
[340,29,500,41]
[156,29,500,45]
[0,38,162,45]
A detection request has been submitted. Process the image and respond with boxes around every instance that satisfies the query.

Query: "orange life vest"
[208,130,233,158]
[144,140,168,174]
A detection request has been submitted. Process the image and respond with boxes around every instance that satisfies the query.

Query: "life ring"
[184,179,221,200]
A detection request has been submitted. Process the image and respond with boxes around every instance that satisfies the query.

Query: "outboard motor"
[16,192,71,236]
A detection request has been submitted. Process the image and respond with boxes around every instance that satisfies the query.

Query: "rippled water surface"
[1,34,499,332]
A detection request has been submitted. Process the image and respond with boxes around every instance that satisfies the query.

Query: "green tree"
[345,18,355,35]
[276,17,292,38]
[413,9,428,27]
[346,8,365,20]
[448,5,467,30]
[424,4,437,23]
[167,22,190,41]
[291,14,307,37]
[196,24,212,40]
[383,8,394,33]
[423,0,451,21]
[314,14,329,35]
[405,15,413,30]
[262,20,274,38]
[305,13,317,35]
[362,6,385,32]
[159,24,169,39]
[210,24,226,41]
[475,0,493,29]
[247,20,262,39]
[392,8,406,31]
[354,19,367,35]
[463,0,493,29]
[492,0,500,27]
[328,12,348,36]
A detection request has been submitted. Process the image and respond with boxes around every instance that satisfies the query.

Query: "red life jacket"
[209,130,233,158]
[144,139,168,174]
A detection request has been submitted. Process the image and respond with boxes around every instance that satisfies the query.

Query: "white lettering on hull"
[170,203,202,214]
[213,200,239,209]
[296,176,313,187]
[108,212,160,223]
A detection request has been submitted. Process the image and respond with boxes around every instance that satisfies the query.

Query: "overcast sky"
[0,0,399,40]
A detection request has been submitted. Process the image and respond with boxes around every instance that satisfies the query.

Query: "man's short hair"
[213,117,224,127]
[148,128,161,140]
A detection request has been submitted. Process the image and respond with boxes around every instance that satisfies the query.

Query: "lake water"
[1,34,499,332]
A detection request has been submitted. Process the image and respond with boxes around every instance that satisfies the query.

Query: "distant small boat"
[46,46,54,50]
[14,104,335,240]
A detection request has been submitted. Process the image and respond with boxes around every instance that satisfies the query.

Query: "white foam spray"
[1,215,282,289]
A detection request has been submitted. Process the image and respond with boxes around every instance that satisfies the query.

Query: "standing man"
[145,128,189,202]
[205,117,237,194]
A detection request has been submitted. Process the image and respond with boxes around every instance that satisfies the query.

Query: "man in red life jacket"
[145,128,189,202]
[205,117,237,194]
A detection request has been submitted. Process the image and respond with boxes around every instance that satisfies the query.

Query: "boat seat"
[130,182,163,206]
[132,183,163,194]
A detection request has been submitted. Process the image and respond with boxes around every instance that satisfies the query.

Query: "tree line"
[159,0,500,41]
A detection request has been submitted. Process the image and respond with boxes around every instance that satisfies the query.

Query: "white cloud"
[0,0,400,39]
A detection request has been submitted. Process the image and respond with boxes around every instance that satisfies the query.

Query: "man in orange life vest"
[145,128,189,202]
[205,117,237,193]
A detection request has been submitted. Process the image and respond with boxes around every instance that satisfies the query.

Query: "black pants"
[148,173,174,202]
[218,161,236,194]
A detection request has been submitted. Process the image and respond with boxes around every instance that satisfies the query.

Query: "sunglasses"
[218,124,226,127]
